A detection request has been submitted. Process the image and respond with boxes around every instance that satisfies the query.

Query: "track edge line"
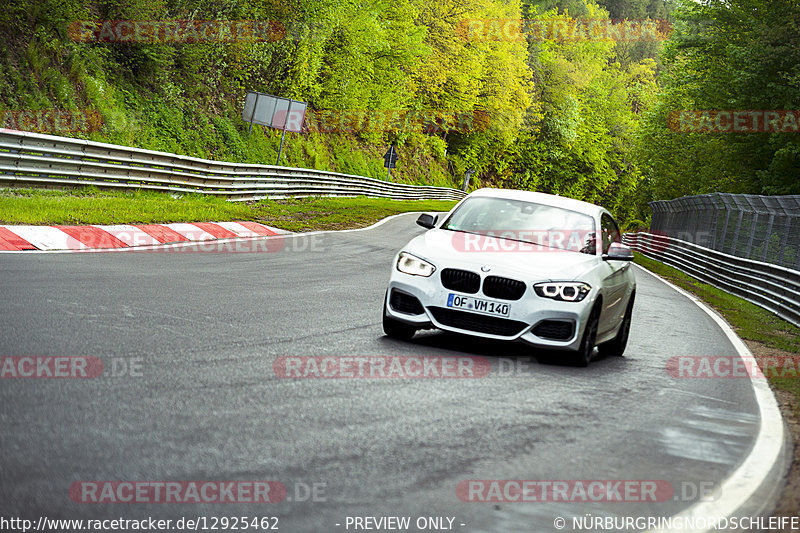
[634,263,789,533]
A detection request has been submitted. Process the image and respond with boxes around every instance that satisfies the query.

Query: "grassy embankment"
[0,187,458,232]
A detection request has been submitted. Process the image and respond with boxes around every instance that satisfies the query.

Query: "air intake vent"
[532,320,574,341]
[483,276,526,300]
[440,268,480,294]
[389,290,425,315]
[428,307,528,337]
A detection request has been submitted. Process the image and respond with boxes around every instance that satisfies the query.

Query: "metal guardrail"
[623,232,800,328]
[649,193,800,271]
[0,130,467,202]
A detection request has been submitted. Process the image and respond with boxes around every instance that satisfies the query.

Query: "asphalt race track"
[0,213,776,532]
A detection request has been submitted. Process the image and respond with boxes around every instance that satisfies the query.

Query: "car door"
[597,213,630,336]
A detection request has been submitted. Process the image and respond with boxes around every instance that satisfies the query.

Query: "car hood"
[403,229,599,282]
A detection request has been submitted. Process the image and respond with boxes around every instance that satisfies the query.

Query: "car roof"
[467,188,606,218]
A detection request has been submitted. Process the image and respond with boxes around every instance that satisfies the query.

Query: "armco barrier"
[649,193,800,271]
[0,129,466,202]
[623,232,800,328]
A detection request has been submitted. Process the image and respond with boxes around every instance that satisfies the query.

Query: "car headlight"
[534,282,591,302]
[396,252,436,277]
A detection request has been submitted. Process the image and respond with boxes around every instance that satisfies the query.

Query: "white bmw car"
[382,188,636,366]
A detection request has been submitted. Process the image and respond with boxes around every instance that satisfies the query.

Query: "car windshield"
[441,196,597,254]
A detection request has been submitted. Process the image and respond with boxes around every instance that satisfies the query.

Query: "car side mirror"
[416,213,437,229]
[603,242,634,261]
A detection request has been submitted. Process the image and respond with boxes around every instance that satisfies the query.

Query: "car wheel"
[383,312,417,340]
[598,292,635,357]
[572,305,600,367]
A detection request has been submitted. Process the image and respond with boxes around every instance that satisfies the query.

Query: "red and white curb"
[0,222,289,252]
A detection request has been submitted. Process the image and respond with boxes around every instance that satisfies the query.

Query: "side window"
[601,214,621,254]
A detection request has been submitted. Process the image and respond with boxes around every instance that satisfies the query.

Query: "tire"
[382,312,417,340]
[382,292,417,340]
[598,292,635,357]
[571,305,600,367]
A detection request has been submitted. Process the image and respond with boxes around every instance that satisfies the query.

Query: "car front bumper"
[385,270,597,351]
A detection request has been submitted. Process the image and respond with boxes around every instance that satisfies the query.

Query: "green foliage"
[0,187,458,229]
[634,0,800,216]
[2,0,673,224]
[502,0,659,221]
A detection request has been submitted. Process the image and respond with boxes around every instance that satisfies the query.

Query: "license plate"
[447,294,510,317]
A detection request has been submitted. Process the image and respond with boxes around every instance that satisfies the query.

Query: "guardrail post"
[718,210,731,253]
[762,214,775,262]
[730,210,744,256]
[778,216,792,267]
[709,195,719,250]
[686,202,697,243]
[742,196,759,259]
[744,212,758,259]
[795,227,800,271]
[663,203,673,236]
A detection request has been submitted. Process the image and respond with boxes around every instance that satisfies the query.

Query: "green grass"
[0,187,458,231]
[253,196,458,232]
[634,252,800,402]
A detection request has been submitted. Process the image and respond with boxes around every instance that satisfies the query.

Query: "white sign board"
[243,92,306,132]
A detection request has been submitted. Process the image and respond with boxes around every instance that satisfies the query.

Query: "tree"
[635,0,800,208]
